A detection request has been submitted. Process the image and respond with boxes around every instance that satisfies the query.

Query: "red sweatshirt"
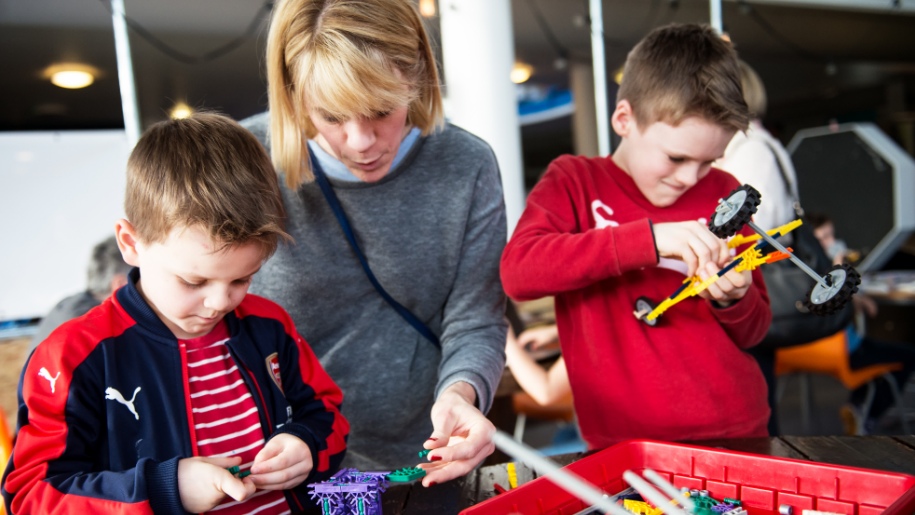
[501,155,771,450]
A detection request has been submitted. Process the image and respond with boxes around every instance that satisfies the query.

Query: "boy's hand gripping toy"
[635,184,860,325]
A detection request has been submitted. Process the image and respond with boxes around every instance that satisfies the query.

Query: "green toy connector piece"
[227,465,240,475]
[386,466,426,482]
[418,449,431,458]
[238,470,252,479]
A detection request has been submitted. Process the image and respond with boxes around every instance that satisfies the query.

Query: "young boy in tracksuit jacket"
[501,24,772,451]
[2,113,349,514]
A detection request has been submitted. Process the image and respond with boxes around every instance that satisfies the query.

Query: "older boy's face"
[125,225,263,339]
[614,110,736,208]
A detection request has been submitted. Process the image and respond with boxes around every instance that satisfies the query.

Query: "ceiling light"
[51,71,94,89]
[44,64,98,90]
[170,102,193,120]
[419,0,436,17]
[511,62,534,84]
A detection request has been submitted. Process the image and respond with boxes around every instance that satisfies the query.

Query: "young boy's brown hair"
[125,112,289,255]
[618,23,749,132]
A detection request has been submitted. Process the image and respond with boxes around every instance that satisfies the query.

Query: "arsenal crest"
[266,353,283,393]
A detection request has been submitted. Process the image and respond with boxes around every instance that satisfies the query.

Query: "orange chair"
[1,406,11,515]
[775,330,908,434]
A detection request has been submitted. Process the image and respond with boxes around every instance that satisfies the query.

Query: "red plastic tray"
[461,440,915,515]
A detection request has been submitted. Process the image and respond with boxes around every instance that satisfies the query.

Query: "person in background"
[504,322,585,455]
[717,59,807,435]
[502,24,771,450]
[28,236,131,353]
[242,0,506,485]
[3,113,348,514]
[716,60,797,231]
[808,212,915,435]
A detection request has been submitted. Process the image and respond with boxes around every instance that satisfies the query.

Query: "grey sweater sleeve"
[434,148,508,414]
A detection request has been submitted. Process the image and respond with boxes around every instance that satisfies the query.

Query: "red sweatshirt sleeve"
[501,158,658,301]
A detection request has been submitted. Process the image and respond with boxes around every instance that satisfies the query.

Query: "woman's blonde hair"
[617,23,749,133]
[266,0,444,188]
[125,113,290,258]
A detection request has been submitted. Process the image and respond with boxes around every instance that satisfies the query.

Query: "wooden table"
[379,435,915,514]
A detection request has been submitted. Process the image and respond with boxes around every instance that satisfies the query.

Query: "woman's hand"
[419,382,495,486]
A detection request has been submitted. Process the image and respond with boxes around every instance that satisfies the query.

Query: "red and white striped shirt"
[184,321,289,515]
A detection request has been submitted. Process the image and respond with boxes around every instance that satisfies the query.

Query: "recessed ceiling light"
[419,0,435,17]
[511,62,533,84]
[170,102,193,120]
[44,64,99,90]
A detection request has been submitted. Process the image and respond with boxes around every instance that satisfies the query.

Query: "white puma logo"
[105,386,142,420]
[38,367,61,393]
[591,200,620,229]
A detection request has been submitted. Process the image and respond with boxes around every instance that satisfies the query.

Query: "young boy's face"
[612,101,736,207]
[116,222,264,339]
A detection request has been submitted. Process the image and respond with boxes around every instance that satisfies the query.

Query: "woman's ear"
[114,219,142,267]
[611,99,635,138]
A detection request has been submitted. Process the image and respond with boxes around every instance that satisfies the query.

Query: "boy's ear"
[114,219,142,267]
[611,100,635,137]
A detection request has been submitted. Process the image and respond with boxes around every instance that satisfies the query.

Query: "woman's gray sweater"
[242,113,508,470]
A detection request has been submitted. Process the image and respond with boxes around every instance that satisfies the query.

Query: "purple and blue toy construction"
[309,466,427,515]
[309,469,390,515]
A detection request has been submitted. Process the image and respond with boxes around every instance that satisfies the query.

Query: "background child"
[28,235,131,352]
[501,23,771,450]
[2,113,348,514]
[808,213,915,434]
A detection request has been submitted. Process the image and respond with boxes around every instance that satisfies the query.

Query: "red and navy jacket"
[2,269,349,514]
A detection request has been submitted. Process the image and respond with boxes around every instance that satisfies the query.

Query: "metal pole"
[589,0,611,156]
[709,0,723,33]
[747,220,830,288]
[110,0,141,147]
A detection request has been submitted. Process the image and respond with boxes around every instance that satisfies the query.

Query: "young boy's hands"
[247,433,314,490]
[653,221,730,278]
[696,261,752,307]
[177,456,255,513]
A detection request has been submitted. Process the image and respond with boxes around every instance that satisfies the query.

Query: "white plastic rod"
[643,469,695,512]
[110,0,141,147]
[491,431,628,515]
[622,470,690,515]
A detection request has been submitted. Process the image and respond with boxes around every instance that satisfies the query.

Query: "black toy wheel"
[803,263,860,316]
[707,184,760,239]
[634,296,659,327]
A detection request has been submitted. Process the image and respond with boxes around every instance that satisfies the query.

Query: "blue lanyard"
[310,158,441,349]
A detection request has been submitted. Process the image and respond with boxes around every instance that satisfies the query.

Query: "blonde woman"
[242,0,507,486]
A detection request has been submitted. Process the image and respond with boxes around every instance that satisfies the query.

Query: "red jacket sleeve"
[501,158,658,301]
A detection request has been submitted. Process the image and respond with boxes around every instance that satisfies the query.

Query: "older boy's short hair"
[125,112,290,257]
[617,23,749,132]
[266,0,444,188]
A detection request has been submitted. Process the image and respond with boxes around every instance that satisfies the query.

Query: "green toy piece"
[418,449,431,458]
[227,465,240,475]
[238,470,252,479]
[386,466,426,482]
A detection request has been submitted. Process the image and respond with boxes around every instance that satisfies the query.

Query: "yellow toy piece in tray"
[634,185,860,326]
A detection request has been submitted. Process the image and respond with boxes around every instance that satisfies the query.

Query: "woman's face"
[309,104,411,183]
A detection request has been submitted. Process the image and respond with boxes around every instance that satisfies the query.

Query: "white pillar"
[439,0,526,235]
[589,0,611,157]
[110,0,141,147]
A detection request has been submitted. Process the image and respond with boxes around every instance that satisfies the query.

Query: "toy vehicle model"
[635,184,860,325]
